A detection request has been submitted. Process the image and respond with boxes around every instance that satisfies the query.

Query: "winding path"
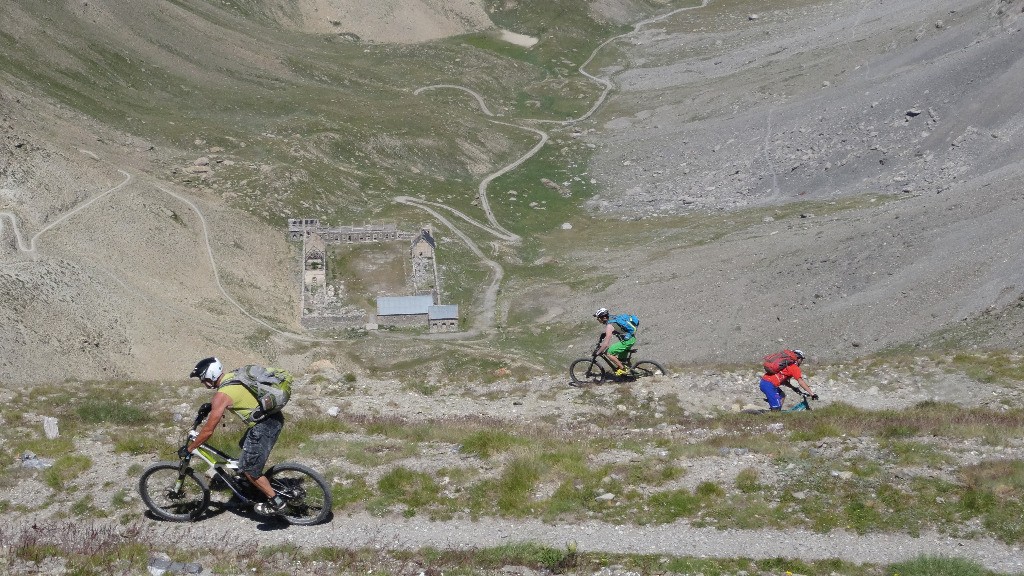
[0,156,326,343]
[407,1,714,335]
[0,167,132,256]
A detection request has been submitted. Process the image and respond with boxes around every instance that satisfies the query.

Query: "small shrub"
[695,481,725,499]
[735,468,760,493]
[377,467,441,512]
[43,454,92,491]
[496,458,540,515]
[110,489,130,509]
[459,430,519,459]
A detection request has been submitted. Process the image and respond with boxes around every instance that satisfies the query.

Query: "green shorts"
[608,336,635,360]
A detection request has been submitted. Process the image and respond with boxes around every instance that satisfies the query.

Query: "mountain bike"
[138,404,332,525]
[569,339,668,386]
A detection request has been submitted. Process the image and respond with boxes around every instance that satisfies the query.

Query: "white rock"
[43,417,59,439]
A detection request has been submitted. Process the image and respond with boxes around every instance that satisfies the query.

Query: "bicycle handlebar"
[188,403,213,433]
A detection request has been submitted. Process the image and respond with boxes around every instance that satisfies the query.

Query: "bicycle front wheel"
[266,463,333,526]
[569,358,607,386]
[631,361,668,379]
[138,462,210,522]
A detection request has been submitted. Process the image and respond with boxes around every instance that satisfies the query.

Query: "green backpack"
[227,365,293,420]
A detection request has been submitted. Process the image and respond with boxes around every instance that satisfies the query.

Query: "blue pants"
[760,378,786,411]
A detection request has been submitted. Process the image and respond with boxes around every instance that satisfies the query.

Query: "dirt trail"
[45,512,996,573]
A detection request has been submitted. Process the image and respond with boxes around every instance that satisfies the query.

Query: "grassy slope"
[3,374,1024,574]
[0,0,654,366]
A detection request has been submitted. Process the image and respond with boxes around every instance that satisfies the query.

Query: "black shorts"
[238,411,284,477]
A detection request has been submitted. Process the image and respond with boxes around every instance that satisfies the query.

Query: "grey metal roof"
[376,295,434,316]
[427,305,459,320]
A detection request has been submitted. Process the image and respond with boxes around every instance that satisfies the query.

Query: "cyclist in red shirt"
[760,350,818,410]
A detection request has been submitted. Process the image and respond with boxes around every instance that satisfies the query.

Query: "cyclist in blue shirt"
[593,308,639,376]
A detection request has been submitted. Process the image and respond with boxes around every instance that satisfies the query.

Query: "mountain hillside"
[572,0,1024,364]
[1,0,1024,385]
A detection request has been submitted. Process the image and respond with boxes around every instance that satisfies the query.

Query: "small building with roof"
[410,228,436,259]
[428,304,459,333]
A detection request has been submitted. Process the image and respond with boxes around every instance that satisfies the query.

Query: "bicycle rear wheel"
[138,462,210,522]
[266,463,333,526]
[569,358,607,386]
[631,361,668,379]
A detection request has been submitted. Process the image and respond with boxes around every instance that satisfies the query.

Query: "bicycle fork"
[169,457,194,498]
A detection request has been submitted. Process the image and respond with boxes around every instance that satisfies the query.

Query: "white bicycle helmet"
[190,357,223,383]
[792,349,806,360]
[593,307,609,319]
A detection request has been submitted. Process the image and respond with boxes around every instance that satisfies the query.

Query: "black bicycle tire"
[569,358,607,386]
[631,360,668,378]
[266,462,333,526]
[138,462,210,522]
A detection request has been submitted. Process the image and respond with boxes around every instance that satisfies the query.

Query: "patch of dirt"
[264,0,495,42]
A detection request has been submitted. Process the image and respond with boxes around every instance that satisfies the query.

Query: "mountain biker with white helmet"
[183,357,288,516]
[759,349,817,411]
[593,307,639,376]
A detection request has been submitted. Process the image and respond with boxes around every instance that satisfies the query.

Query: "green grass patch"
[374,467,443,517]
[889,555,1005,576]
[43,454,93,491]
[75,398,152,426]
[459,429,523,458]
[114,433,168,456]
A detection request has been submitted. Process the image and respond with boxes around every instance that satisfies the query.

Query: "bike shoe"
[254,496,286,516]
[614,368,629,376]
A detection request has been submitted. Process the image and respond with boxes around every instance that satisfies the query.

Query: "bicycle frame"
[781,389,813,411]
[177,405,262,505]
[785,395,812,411]
[184,443,261,504]
[594,344,637,372]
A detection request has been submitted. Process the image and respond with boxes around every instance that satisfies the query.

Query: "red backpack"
[762,350,799,375]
